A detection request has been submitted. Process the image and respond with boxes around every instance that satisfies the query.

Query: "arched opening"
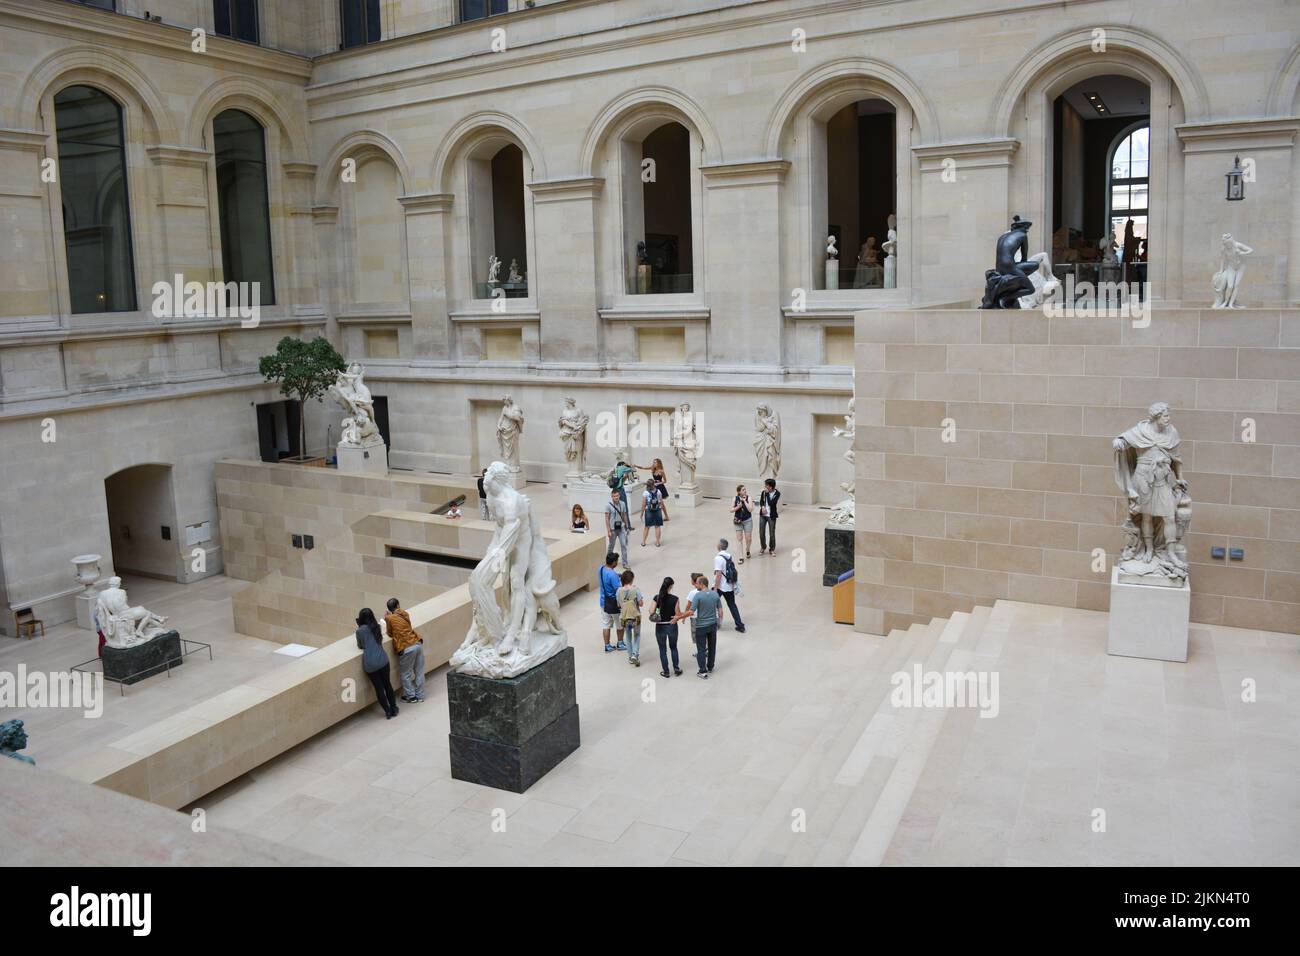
[1050,75,1150,290]
[214,108,276,305]
[54,84,137,313]
[345,154,405,305]
[104,464,180,581]
[469,142,529,299]
[821,98,896,290]
[627,121,694,294]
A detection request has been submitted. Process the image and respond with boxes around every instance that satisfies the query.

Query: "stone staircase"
[730,601,1007,866]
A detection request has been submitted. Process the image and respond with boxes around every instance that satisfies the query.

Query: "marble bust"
[826,235,838,259]
[1211,233,1253,309]
[0,719,34,765]
[449,461,567,679]
[1112,402,1192,585]
[557,396,589,476]
[496,394,524,471]
[329,362,381,447]
[753,403,781,479]
[94,577,169,648]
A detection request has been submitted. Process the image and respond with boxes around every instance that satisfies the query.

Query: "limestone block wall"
[853,307,1300,636]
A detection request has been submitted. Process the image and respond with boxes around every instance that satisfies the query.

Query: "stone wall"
[853,307,1300,635]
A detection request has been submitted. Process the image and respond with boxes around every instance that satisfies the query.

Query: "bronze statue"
[979,215,1039,309]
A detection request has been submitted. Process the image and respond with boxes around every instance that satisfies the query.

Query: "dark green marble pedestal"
[823,525,854,586]
[447,647,580,793]
[102,631,182,684]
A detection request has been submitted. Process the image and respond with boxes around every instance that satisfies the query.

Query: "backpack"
[722,552,739,585]
[619,587,641,624]
[607,471,620,489]
[646,489,661,512]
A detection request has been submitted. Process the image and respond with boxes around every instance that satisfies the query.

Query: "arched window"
[54,85,137,314]
[469,143,528,299]
[1107,124,1149,256]
[628,121,693,294]
[821,98,896,290]
[214,109,275,305]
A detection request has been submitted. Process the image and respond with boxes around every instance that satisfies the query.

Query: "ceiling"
[1060,75,1149,119]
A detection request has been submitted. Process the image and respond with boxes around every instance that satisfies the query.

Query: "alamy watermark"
[890,663,1000,718]
[1,665,103,718]
[151,274,261,328]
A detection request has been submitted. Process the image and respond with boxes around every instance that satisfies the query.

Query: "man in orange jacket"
[385,598,425,703]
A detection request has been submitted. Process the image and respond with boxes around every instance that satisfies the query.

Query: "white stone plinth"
[337,441,388,475]
[825,260,839,291]
[505,468,527,489]
[75,588,102,631]
[1107,565,1189,663]
[674,485,702,509]
[567,475,613,518]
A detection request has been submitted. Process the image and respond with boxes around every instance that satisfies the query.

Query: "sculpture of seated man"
[94,577,169,648]
[979,215,1039,309]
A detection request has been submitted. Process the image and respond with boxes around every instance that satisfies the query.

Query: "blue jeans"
[623,620,641,659]
[694,625,717,672]
[655,622,679,672]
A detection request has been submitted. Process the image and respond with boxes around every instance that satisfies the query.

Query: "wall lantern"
[1225,156,1245,201]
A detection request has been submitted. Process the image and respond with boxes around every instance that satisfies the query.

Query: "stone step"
[728,622,931,866]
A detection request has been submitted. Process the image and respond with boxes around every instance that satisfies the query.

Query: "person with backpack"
[649,576,687,678]
[617,569,644,666]
[598,551,624,653]
[604,487,632,570]
[713,538,746,633]
[758,478,781,556]
[355,607,398,719]
[730,484,754,562]
[608,459,637,529]
[639,478,669,547]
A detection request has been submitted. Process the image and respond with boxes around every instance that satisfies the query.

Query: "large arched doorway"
[104,464,181,581]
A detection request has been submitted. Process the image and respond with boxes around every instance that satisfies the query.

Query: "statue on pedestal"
[94,577,168,648]
[508,258,523,284]
[487,255,502,287]
[0,719,33,765]
[979,216,1039,309]
[496,394,525,472]
[829,397,856,526]
[558,397,590,477]
[753,403,781,480]
[329,362,381,447]
[449,462,567,679]
[671,402,700,489]
[1112,403,1192,584]
[882,213,898,289]
[1211,233,1254,309]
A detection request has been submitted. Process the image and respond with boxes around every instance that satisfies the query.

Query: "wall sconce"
[1225,155,1245,201]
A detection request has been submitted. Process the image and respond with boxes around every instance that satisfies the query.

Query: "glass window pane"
[55,85,137,313]
[1111,184,1130,211]
[1129,183,1148,212]
[214,109,275,305]
[340,0,379,47]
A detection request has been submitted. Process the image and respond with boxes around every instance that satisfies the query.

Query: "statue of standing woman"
[496,394,525,473]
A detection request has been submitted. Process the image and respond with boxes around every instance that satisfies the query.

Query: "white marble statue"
[1017,252,1061,309]
[487,255,502,285]
[449,461,567,679]
[1112,402,1192,584]
[496,394,524,471]
[94,577,169,648]
[882,213,898,289]
[507,258,523,283]
[753,403,781,480]
[826,235,838,259]
[829,396,856,526]
[558,396,589,476]
[1100,231,1118,265]
[1211,233,1254,309]
[329,362,381,446]
[671,402,700,489]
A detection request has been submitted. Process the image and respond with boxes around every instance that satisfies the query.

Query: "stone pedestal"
[336,440,388,475]
[825,260,839,291]
[1107,566,1190,663]
[504,467,527,489]
[75,587,103,631]
[636,263,651,294]
[447,646,579,793]
[102,631,183,684]
[567,475,612,519]
[674,485,701,509]
[823,524,854,586]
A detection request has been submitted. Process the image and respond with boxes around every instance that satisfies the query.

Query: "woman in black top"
[355,607,398,719]
[758,477,781,556]
[571,504,589,532]
[650,576,685,678]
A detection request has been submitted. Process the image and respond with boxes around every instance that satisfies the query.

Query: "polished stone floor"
[8,479,1298,865]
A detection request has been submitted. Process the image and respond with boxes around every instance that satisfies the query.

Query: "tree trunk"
[299,396,307,459]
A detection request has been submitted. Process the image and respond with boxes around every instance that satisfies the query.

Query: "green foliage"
[258,337,345,458]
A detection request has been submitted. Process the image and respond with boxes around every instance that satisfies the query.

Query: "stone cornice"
[1175,117,1300,153]
[0,127,49,151]
[0,0,313,83]
[397,192,454,214]
[699,160,791,189]
[282,161,319,179]
[598,308,711,322]
[526,177,604,203]
[147,144,212,168]
[914,138,1020,171]
[0,314,325,348]
[311,204,340,223]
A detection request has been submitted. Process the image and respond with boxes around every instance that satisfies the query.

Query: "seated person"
[571,504,589,533]
[446,503,463,519]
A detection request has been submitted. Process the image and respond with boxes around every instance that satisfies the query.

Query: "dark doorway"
[373,395,391,449]
[256,399,300,463]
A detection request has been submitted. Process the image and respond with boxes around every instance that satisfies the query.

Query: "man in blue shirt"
[598,551,624,653]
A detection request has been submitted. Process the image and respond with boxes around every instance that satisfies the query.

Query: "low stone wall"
[60,526,606,809]
[853,307,1299,636]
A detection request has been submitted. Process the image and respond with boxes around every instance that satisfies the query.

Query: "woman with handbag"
[730,484,754,562]
[649,576,687,678]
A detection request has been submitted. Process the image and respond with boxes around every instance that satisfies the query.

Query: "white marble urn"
[72,554,102,590]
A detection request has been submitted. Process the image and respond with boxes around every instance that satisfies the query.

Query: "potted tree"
[258,336,346,466]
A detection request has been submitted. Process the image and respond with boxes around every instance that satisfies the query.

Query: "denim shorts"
[735,517,753,533]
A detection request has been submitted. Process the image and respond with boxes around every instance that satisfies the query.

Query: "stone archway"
[103,464,181,581]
